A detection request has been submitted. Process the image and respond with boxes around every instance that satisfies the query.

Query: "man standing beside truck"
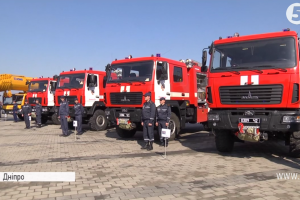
[58,96,69,137]
[35,99,42,128]
[0,101,2,118]
[21,99,31,129]
[156,97,171,147]
[13,101,18,122]
[141,92,156,151]
[74,98,84,135]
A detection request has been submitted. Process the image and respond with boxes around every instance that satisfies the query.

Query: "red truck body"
[205,29,300,157]
[54,69,108,130]
[105,55,208,140]
[27,77,56,124]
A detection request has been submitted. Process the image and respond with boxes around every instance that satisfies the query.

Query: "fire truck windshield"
[108,61,154,83]
[57,73,85,89]
[211,37,297,72]
[28,81,48,92]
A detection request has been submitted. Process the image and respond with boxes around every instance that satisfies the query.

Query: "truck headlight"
[105,110,110,116]
[208,114,220,121]
[283,116,300,123]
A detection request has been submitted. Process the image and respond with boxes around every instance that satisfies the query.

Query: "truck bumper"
[105,107,142,126]
[208,109,300,133]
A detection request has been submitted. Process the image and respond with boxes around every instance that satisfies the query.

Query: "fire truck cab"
[205,29,300,157]
[54,68,108,131]
[27,77,56,124]
[105,54,209,140]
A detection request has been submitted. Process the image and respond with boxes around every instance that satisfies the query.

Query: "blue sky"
[0,0,299,80]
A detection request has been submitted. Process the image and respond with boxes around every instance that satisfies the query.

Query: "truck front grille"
[57,96,77,105]
[28,97,42,104]
[110,92,143,105]
[219,84,283,104]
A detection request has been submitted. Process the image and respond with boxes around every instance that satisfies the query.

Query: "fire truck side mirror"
[201,66,208,73]
[202,50,207,67]
[53,75,58,80]
[26,81,30,85]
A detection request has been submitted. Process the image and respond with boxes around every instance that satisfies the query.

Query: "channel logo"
[286,3,300,25]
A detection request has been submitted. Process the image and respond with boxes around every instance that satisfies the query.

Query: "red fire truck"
[204,28,300,157]
[54,68,108,130]
[27,77,57,124]
[105,54,209,140]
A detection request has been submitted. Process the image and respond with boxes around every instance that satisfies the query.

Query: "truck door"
[169,64,188,100]
[155,61,171,106]
[85,74,100,106]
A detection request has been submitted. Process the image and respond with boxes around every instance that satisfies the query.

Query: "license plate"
[8,111,13,114]
[239,118,260,123]
[119,113,130,117]
[118,118,129,124]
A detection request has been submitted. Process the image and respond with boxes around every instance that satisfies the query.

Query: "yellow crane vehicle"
[0,74,33,120]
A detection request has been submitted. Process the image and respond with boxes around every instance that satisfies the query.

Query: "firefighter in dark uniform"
[35,99,42,128]
[21,100,32,129]
[58,96,69,137]
[13,101,18,122]
[74,98,84,135]
[156,97,171,147]
[0,101,2,118]
[141,92,156,151]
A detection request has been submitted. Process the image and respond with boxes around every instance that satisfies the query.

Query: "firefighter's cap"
[144,92,151,97]
[159,97,165,101]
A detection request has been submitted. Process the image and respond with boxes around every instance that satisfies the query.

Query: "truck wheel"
[116,126,136,138]
[168,112,180,141]
[41,117,48,124]
[215,130,234,152]
[51,113,61,125]
[18,114,24,121]
[89,110,108,131]
[202,122,211,131]
[289,132,300,158]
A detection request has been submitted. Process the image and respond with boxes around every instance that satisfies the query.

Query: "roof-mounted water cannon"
[185,59,201,68]
[234,32,239,37]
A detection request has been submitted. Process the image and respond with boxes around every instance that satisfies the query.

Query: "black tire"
[89,110,108,131]
[215,130,235,152]
[116,126,136,138]
[202,122,211,131]
[168,112,180,141]
[289,132,300,158]
[18,114,24,121]
[51,113,61,125]
[41,117,48,124]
